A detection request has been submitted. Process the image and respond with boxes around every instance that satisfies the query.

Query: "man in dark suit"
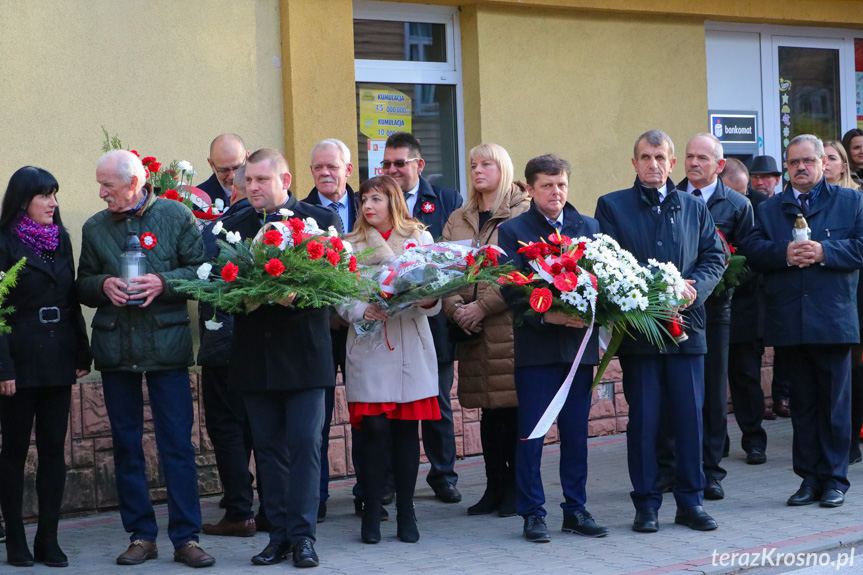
[743,134,863,508]
[497,154,607,543]
[197,134,249,207]
[301,138,354,522]
[383,131,464,503]
[657,134,755,500]
[595,130,725,533]
[227,148,339,567]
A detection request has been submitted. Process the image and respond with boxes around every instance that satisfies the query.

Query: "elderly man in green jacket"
[77,150,214,568]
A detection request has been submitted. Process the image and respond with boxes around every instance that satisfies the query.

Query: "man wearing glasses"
[382,132,464,503]
[744,134,863,509]
[198,133,249,206]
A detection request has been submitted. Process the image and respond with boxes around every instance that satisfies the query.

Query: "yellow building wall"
[462,5,707,214]
[0,0,284,242]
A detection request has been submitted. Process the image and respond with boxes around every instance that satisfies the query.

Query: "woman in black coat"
[0,167,91,567]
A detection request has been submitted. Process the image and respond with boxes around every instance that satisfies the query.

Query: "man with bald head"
[77,150,214,567]
[220,148,339,567]
[197,134,249,206]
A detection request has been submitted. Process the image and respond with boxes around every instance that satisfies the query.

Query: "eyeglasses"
[381,158,420,169]
[786,157,820,168]
[213,159,247,175]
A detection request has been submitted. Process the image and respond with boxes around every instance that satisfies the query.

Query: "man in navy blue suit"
[744,134,863,508]
[595,130,725,533]
[383,132,464,503]
[498,154,607,543]
[197,134,249,207]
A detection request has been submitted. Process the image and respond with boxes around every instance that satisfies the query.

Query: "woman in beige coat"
[340,175,441,545]
[442,143,530,517]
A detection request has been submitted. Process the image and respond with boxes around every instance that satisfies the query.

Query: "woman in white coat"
[340,175,441,545]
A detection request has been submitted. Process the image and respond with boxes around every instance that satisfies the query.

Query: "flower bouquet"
[171,212,372,323]
[0,257,26,334]
[353,241,512,340]
[497,232,689,388]
[711,229,747,295]
[101,128,225,223]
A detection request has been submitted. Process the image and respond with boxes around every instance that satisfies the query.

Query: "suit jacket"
[743,179,863,346]
[497,200,600,368]
[302,184,356,234]
[595,178,726,355]
[0,229,91,386]
[410,176,463,363]
[196,173,229,206]
[677,177,755,324]
[227,194,340,391]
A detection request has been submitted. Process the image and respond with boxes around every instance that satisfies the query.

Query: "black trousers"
[201,366,257,522]
[771,346,792,401]
[0,386,71,543]
[244,388,324,545]
[728,340,767,453]
[422,361,458,489]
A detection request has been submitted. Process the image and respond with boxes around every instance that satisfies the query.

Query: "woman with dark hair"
[841,128,863,188]
[0,167,91,567]
[339,175,441,544]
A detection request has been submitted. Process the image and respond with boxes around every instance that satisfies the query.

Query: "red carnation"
[481,247,499,266]
[148,162,162,173]
[348,255,357,272]
[292,232,304,247]
[163,189,180,201]
[553,272,578,292]
[307,240,325,260]
[263,230,284,246]
[288,218,305,233]
[550,263,563,275]
[130,150,140,157]
[529,287,553,313]
[221,262,239,282]
[326,249,340,266]
[328,236,344,251]
[465,252,476,266]
[264,258,285,277]
[141,156,156,166]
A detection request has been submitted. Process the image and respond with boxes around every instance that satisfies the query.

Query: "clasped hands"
[363,297,438,323]
[787,240,824,268]
[453,301,485,334]
[104,274,163,308]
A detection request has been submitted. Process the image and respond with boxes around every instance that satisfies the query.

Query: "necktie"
[692,189,703,202]
[798,193,810,216]
[403,191,414,214]
[328,202,346,233]
[550,220,562,230]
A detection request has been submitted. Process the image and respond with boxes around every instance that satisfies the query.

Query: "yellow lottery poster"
[359,87,412,140]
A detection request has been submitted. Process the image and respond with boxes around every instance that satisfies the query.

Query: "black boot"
[358,415,389,544]
[361,502,381,544]
[396,503,420,543]
[469,409,506,515]
[4,519,33,567]
[34,516,67,568]
[497,475,517,517]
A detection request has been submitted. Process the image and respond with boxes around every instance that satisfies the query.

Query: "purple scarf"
[15,213,59,256]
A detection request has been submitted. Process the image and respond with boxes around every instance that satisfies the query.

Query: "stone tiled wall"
[4,350,778,519]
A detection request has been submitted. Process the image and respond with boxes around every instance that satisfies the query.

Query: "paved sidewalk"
[12,416,863,574]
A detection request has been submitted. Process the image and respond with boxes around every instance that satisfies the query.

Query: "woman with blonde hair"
[441,143,530,516]
[339,175,441,544]
[824,140,861,191]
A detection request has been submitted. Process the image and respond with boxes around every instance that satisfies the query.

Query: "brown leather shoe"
[173,541,215,568]
[774,398,791,418]
[116,540,158,565]
[201,516,256,537]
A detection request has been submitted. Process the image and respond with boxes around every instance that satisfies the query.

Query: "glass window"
[353,20,446,62]
[777,46,841,179]
[356,82,459,190]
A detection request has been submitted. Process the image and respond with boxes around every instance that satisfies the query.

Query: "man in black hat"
[749,155,783,198]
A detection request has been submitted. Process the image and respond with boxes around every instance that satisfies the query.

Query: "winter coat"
[338,228,441,404]
[594,178,726,355]
[743,179,863,346]
[77,192,207,372]
[0,229,91,386]
[441,182,530,408]
[498,200,601,368]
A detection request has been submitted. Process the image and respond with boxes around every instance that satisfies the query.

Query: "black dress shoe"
[523,515,551,542]
[251,541,292,566]
[655,474,675,494]
[746,448,767,465]
[632,509,659,533]
[433,482,462,503]
[292,538,319,568]
[674,506,718,531]
[850,452,862,465]
[704,477,725,500]
[820,488,845,508]
[561,509,609,537]
[787,486,820,506]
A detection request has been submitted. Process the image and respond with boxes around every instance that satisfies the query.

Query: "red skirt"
[349,397,441,429]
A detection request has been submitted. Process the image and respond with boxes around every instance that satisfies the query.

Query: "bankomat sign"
[709,113,758,144]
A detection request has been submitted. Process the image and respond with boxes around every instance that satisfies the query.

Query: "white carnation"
[196,262,213,280]
[279,209,294,217]
[211,221,224,235]
[204,319,223,331]
[225,231,241,244]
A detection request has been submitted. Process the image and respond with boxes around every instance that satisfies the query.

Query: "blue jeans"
[102,369,201,548]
